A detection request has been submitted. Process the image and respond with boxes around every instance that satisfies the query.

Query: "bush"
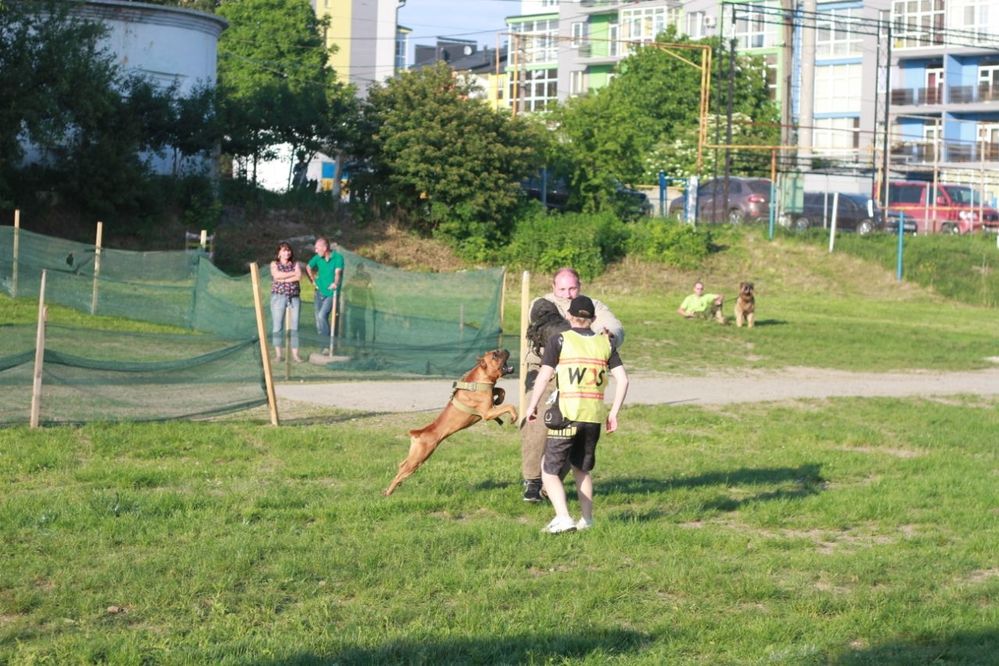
[626,218,712,269]
[505,209,629,280]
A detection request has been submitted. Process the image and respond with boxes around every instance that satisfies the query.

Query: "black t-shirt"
[541,327,623,370]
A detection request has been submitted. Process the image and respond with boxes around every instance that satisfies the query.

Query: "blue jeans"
[270,294,300,349]
[315,291,335,338]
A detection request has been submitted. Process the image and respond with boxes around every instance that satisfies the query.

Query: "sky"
[397,0,516,50]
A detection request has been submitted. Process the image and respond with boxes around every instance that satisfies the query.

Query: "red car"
[886,181,999,234]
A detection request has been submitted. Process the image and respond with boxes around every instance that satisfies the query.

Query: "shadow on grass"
[605,464,825,513]
[259,628,651,665]
[745,318,788,327]
[831,629,999,665]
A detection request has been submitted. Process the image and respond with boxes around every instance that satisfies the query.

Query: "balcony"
[579,0,625,14]
[890,141,938,164]
[946,142,999,163]
[948,83,999,104]
[890,87,944,106]
[891,141,999,164]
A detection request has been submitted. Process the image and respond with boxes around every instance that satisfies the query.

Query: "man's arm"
[592,298,624,347]
[605,365,629,433]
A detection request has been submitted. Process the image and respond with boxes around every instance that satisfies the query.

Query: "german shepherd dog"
[384,349,517,496]
[734,282,756,328]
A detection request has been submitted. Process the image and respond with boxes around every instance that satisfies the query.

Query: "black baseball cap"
[568,295,595,318]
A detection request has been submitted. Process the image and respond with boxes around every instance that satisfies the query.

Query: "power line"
[724,2,999,51]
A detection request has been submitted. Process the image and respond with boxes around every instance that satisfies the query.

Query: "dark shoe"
[522,478,543,502]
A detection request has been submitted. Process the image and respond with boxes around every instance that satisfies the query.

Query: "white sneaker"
[542,516,577,534]
[576,517,593,531]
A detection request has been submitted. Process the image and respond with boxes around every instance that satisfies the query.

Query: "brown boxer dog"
[384,349,517,496]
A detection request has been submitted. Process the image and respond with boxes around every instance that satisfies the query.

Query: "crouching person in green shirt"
[678,280,725,324]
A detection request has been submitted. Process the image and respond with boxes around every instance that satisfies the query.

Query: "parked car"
[668,177,771,224]
[786,192,884,235]
[884,211,919,234]
[886,181,999,234]
[522,176,652,220]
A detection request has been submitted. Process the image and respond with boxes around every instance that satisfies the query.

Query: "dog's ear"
[739,281,745,290]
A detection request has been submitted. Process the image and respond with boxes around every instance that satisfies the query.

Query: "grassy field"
[2,227,998,663]
[2,397,997,664]
[505,227,999,374]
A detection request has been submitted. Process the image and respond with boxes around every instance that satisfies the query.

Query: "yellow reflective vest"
[556,330,612,423]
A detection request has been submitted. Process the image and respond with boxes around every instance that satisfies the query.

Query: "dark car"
[787,192,884,235]
[523,177,652,220]
[668,177,772,224]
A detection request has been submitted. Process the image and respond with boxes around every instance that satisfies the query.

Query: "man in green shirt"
[677,280,726,324]
[306,237,344,340]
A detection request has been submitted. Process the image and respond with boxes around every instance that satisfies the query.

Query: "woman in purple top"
[269,242,303,362]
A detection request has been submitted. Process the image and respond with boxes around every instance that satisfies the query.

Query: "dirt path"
[276,366,999,413]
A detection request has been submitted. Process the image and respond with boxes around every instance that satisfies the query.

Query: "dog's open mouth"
[494,349,514,375]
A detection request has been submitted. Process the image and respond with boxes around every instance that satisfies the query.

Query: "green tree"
[216,0,345,186]
[0,0,116,201]
[357,62,546,248]
[554,29,779,209]
[1,1,225,215]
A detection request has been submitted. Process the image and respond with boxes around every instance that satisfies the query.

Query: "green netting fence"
[0,224,509,424]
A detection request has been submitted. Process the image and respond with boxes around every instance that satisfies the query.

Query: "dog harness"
[449,381,493,415]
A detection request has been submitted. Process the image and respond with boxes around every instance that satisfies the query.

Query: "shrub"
[626,218,712,269]
[505,209,629,280]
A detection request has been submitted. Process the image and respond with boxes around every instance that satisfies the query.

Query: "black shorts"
[543,421,602,474]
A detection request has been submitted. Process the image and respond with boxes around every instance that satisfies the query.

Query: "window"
[621,5,679,47]
[571,22,586,47]
[816,7,862,57]
[686,12,705,39]
[729,2,778,50]
[509,68,558,112]
[814,64,862,113]
[889,184,924,204]
[892,0,945,48]
[608,23,620,57]
[951,0,991,43]
[510,19,559,65]
[570,70,588,96]
[813,118,861,150]
[764,54,778,100]
[980,64,999,100]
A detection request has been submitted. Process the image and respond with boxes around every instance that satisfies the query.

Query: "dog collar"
[451,381,493,393]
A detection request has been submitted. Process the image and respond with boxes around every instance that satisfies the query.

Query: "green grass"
[2,398,996,663]
[785,229,999,308]
[3,226,998,663]
[503,228,999,374]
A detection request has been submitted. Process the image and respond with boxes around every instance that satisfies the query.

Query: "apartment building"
[504,0,999,187]
[312,0,405,95]
[885,0,999,173]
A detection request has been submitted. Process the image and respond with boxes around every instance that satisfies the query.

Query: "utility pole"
[798,0,816,167]
[780,0,795,157]
[723,38,735,219]
[881,20,893,209]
